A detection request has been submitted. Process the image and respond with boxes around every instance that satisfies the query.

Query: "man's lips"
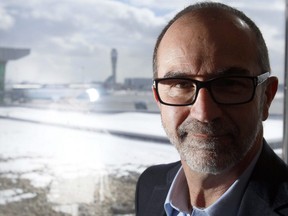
[191,133,229,138]
[179,131,231,141]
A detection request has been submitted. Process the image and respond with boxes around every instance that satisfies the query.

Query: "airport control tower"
[111,48,118,87]
[0,47,30,102]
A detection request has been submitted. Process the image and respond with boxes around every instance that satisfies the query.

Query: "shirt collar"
[164,166,190,215]
[164,145,262,216]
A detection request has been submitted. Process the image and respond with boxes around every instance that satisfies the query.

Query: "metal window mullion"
[282,0,288,164]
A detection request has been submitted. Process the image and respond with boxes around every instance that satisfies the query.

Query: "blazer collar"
[239,141,288,215]
[144,161,181,216]
[142,141,288,215]
[238,189,279,216]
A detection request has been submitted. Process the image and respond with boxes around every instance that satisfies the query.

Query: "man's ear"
[262,76,278,121]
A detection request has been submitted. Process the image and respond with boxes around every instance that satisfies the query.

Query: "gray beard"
[162,117,262,175]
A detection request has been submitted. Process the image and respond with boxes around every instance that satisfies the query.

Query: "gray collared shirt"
[164,146,261,216]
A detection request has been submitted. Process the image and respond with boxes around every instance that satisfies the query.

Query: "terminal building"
[124,78,152,91]
[0,47,30,102]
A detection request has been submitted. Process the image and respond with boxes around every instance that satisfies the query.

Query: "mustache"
[177,119,237,139]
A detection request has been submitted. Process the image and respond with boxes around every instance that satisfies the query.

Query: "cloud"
[2,0,286,83]
[0,6,14,30]
[2,0,167,83]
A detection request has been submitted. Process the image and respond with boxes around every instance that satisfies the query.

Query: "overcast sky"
[0,0,285,84]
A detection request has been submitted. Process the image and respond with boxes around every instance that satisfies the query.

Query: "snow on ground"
[0,108,180,214]
[0,107,283,181]
[0,107,166,138]
[0,117,179,181]
[0,106,283,143]
[0,107,283,215]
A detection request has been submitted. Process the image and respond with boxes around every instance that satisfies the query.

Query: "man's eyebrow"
[162,68,251,79]
[163,71,191,78]
[217,67,251,76]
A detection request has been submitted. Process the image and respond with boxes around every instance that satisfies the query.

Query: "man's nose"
[189,88,222,122]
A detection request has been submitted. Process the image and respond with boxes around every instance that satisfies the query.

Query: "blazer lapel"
[238,141,288,216]
[144,185,171,215]
[143,161,181,216]
[238,183,288,216]
[238,188,278,216]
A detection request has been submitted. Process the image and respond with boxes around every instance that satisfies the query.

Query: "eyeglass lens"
[156,77,255,105]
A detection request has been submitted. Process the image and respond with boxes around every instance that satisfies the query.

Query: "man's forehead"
[170,8,251,34]
[156,9,260,78]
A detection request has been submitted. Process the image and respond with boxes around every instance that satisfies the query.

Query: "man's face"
[155,13,270,175]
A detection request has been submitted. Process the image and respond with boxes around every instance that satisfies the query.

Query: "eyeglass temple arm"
[257,72,270,85]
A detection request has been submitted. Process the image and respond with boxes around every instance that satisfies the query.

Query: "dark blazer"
[135,142,288,216]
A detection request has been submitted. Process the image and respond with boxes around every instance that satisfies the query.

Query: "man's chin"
[185,161,235,175]
[181,150,239,175]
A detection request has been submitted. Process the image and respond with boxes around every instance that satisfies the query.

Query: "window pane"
[0,1,284,215]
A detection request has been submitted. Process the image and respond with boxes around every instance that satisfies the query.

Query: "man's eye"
[173,81,194,89]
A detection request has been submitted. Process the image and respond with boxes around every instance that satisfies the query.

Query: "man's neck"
[182,164,236,208]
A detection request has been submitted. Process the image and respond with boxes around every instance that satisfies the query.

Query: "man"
[135,2,288,216]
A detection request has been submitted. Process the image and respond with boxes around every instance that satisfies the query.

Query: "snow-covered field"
[0,106,283,215]
[0,107,180,215]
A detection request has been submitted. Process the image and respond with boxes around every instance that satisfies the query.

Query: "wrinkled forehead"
[157,9,259,77]
[161,8,256,51]
[175,8,251,30]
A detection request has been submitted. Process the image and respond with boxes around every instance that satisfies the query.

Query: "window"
[0,1,285,215]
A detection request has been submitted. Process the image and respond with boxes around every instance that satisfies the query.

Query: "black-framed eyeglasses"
[153,72,270,106]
